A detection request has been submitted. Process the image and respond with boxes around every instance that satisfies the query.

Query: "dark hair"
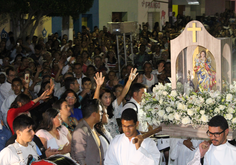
[157,60,166,66]
[81,51,90,57]
[130,83,147,96]
[121,108,138,123]
[42,75,51,82]
[64,77,77,90]
[13,54,23,63]
[37,108,59,131]
[52,99,66,111]
[37,81,50,97]
[82,77,91,85]
[208,115,229,131]
[62,72,74,80]
[12,77,22,85]
[6,67,15,76]
[10,93,31,109]
[113,84,124,92]
[13,114,34,134]
[94,55,102,60]
[73,62,83,68]
[99,89,114,118]
[143,61,152,70]
[61,89,80,108]
[81,99,100,118]
[21,57,27,62]
[87,65,96,72]
[35,44,42,51]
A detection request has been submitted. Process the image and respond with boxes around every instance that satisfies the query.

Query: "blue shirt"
[0,126,12,151]
[70,108,83,121]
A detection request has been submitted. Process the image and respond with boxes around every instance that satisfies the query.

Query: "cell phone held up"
[25,73,30,83]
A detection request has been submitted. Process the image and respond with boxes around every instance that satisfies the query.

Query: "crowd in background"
[0,9,235,163]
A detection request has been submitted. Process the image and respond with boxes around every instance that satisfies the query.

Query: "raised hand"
[36,65,43,73]
[158,62,165,73]
[47,78,55,96]
[183,138,195,151]
[199,141,210,158]
[94,72,105,87]
[128,68,138,81]
[39,90,50,100]
[58,60,64,70]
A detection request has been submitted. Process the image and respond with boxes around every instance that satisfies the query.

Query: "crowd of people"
[0,9,235,165]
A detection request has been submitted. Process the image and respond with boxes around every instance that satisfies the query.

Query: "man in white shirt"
[0,115,39,165]
[121,83,148,132]
[0,67,16,101]
[188,115,236,165]
[105,108,160,165]
[1,78,23,127]
[73,63,86,91]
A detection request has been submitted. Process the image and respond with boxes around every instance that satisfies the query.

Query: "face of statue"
[200,51,206,59]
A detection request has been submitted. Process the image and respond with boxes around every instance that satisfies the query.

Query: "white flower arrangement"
[141,82,236,129]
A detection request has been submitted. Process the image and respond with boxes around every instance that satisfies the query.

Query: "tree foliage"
[0,0,94,40]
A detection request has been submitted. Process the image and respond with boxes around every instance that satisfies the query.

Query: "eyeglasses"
[66,96,76,100]
[206,130,225,138]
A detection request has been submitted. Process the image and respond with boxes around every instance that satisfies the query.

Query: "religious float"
[141,20,235,139]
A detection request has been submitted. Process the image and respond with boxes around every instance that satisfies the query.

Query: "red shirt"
[7,101,39,134]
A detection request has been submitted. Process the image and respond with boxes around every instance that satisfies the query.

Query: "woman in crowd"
[106,50,117,71]
[142,61,158,92]
[95,104,112,156]
[36,108,71,156]
[61,89,83,121]
[53,99,78,134]
[7,89,50,134]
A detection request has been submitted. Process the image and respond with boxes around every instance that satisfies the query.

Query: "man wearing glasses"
[188,115,236,165]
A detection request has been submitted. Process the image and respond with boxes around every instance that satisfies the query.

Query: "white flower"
[146,117,153,125]
[174,113,181,120]
[206,98,213,104]
[214,108,220,114]
[170,90,177,97]
[163,91,168,96]
[209,91,220,98]
[198,97,205,104]
[200,110,205,115]
[182,116,191,124]
[159,99,163,105]
[166,107,173,113]
[177,103,184,110]
[163,115,168,120]
[187,109,194,116]
[158,110,165,117]
[232,118,236,124]
[225,114,233,120]
[219,105,225,110]
[201,115,208,122]
[226,94,233,102]
[168,114,174,120]
[228,107,234,114]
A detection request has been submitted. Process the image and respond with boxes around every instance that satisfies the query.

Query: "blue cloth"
[35,143,42,156]
[70,108,83,121]
[0,126,12,151]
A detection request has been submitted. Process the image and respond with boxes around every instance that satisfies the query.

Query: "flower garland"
[140,82,236,129]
